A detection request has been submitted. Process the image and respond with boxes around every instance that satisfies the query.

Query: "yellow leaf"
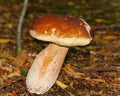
[84,77,91,81]
[5,23,13,29]
[56,80,68,89]
[95,18,105,23]
[64,64,85,78]
[103,35,118,41]
[85,77,106,84]
[113,77,120,82]
[8,70,21,78]
[67,1,75,6]
[0,39,11,44]
[93,79,106,83]
[69,92,75,96]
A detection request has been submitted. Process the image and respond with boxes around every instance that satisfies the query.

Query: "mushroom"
[26,14,92,94]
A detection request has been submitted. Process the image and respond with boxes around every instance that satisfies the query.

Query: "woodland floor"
[0,0,120,96]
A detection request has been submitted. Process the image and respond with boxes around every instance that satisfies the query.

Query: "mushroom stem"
[26,43,68,94]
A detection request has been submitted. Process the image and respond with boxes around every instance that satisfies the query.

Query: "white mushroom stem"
[26,43,68,94]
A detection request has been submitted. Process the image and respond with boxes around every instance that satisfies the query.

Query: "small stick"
[75,67,120,72]
[16,0,29,55]
[0,77,25,90]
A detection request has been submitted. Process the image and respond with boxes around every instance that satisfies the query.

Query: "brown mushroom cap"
[30,14,92,46]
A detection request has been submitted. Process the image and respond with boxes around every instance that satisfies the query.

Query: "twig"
[16,0,29,55]
[0,77,25,90]
[75,67,120,73]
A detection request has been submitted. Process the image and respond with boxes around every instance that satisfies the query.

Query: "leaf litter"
[0,0,120,95]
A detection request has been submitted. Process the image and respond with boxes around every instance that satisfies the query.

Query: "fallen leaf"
[84,77,91,81]
[5,23,13,29]
[9,91,17,96]
[69,81,74,88]
[92,79,106,83]
[67,1,75,6]
[56,80,68,89]
[113,78,120,82]
[103,35,118,41]
[95,18,105,23]
[64,64,85,78]
[0,60,14,73]
[13,53,28,66]
[85,77,106,84]
[8,70,21,78]
[94,34,101,41]
[0,52,15,60]
[69,92,75,96]
[1,70,9,77]
[0,39,11,44]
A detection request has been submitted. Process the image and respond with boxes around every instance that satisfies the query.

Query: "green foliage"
[32,41,43,51]
[20,70,28,76]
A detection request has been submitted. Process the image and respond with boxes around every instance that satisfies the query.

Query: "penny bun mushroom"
[26,14,92,94]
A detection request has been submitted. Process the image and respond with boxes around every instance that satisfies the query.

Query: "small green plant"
[20,70,28,76]
[33,41,43,51]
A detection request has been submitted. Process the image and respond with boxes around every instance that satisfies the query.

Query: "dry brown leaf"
[64,64,85,78]
[84,77,106,83]
[0,59,14,72]
[9,91,17,96]
[103,35,118,41]
[69,92,75,96]
[94,34,101,41]
[84,77,91,80]
[13,53,28,66]
[69,81,74,88]
[113,78,120,82]
[0,52,15,60]
[84,77,106,84]
[92,79,106,83]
